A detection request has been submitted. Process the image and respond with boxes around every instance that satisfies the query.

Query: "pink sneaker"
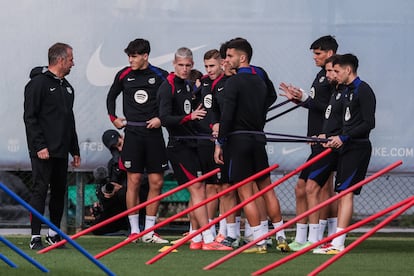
[214,233,226,243]
[189,241,203,250]
[202,241,233,251]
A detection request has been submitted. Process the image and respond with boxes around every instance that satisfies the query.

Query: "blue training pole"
[0,253,18,268]
[0,182,115,276]
[0,236,48,272]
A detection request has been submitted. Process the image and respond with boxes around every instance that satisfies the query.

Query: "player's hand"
[212,123,219,139]
[112,117,126,129]
[279,82,295,100]
[146,117,161,128]
[37,148,50,160]
[214,144,224,165]
[71,155,81,168]
[324,135,343,148]
[191,104,207,120]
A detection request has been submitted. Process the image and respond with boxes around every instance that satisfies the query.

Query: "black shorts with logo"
[121,127,168,173]
[335,141,372,195]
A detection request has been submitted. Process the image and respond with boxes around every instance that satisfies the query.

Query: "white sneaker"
[313,243,344,254]
[142,233,169,244]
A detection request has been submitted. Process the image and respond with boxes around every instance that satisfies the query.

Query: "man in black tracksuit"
[158,47,232,251]
[217,38,288,253]
[314,53,376,254]
[279,35,339,251]
[23,43,80,250]
[106,38,169,243]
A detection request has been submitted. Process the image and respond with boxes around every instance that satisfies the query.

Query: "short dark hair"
[332,53,359,73]
[310,35,338,53]
[189,69,203,83]
[219,41,228,59]
[226,37,253,63]
[48,43,72,65]
[325,54,341,65]
[204,49,221,60]
[124,38,150,55]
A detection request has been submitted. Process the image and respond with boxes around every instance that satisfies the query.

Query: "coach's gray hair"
[48,42,72,65]
[175,47,193,60]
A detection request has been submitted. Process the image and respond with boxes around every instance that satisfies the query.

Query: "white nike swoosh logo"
[203,83,209,86]
[50,88,56,92]
[127,78,135,81]
[177,89,181,93]
[217,87,224,91]
[86,44,206,86]
[281,146,303,155]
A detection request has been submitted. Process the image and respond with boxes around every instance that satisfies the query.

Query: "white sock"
[272,220,286,239]
[318,219,327,240]
[191,230,202,243]
[144,215,156,236]
[308,223,320,243]
[31,235,41,241]
[261,220,269,240]
[235,216,241,238]
[128,214,140,234]
[202,229,215,244]
[48,228,58,237]
[209,219,217,238]
[327,217,338,236]
[332,227,346,248]
[227,223,237,239]
[244,219,253,238]
[218,215,227,236]
[295,223,308,244]
[252,224,265,246]
[189,222,193,233]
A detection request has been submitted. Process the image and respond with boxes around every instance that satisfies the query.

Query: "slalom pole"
[39,168,220,254]
[0,182,115,276]
[95,164,279,259]
[0,236,49,272]
[309,198,414,276]
[267,99,291,112]
[146,149,332,265]
[204,160,402,271]
[0,253,18,269]
[252,194,413,276]
[265,105,300,123]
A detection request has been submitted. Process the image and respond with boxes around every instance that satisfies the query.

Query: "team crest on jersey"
[134,90,148,104]
[148,77,155,85]
[336,93,342,100]
[325,104,332,119]
[319,76,325,83]
[310,87,315,98]
[183,99,191,114]
[345,107,351,121]
[124,161,131,168]
[66,87,73,94]
[203,94,213,109]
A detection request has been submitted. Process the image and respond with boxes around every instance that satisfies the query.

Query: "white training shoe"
[313,243,344,254]
[142,233,169,244]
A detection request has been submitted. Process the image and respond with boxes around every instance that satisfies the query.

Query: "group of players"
[105,35,376,254]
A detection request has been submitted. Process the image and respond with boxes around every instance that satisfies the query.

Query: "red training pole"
[146,148,332,265]
[309,198,414,276]
[252,194,413,276]
[95,163,279,259]
[38,168,220,254]
[204,160,402,271]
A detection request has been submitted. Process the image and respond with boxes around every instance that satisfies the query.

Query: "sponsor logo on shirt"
[134,90,148,104]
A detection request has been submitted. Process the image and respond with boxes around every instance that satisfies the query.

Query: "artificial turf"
[1,235,413,276]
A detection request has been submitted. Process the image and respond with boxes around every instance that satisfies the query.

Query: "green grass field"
[1,234,413,276]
